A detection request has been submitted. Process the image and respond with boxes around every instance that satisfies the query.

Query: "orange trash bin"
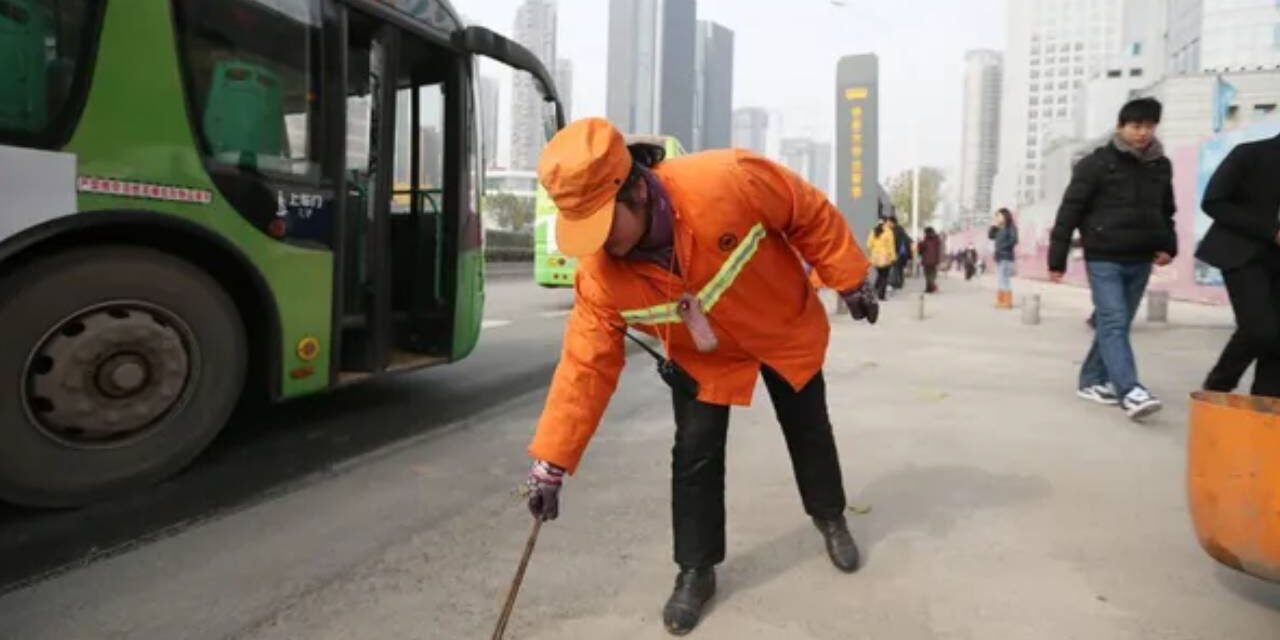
[1187,391,1280,583]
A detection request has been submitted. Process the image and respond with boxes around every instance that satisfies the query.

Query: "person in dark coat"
[888,216,911,288]
[918,227,943,293]
[988,208,1019,308]
[1048,97,1176,421]
[1196,132,1280,396]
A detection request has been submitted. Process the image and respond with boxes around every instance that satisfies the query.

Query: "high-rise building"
[1136,69,1280,146]
[812,141,832,196]
[394,91,413,185]
[732,107,769,154]
[693,20,734,150]
[993,0,1124,207]
[479,76,499,169]
[554,58,573,121]
[419,126,443,188]
[779,138,831,194]
[606,0,696,146]
[958,50,1003,223]
[1167,0,1280,75]
[510,0,557,170]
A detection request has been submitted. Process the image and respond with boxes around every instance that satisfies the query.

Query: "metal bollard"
[1022,294,1041,325]
[1147,290,1169,323]
[915,293,925,320]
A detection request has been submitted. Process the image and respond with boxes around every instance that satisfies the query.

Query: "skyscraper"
[606,0,696,146]
[812,141,832,196]
[554,58,574,121]
[510,0,557,170]
[993,0,1124,207]
[779,138,831,194]
[1166,0,1280,74]
[693,20,734,150]
[958,50,1003,223]
[479,76,499,169]
[732,107,769,154]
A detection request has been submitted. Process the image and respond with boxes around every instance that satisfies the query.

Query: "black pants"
[671,367,847,569]
[1204,329,1254,392]
[874,267,891,300]
[924,265,939,292]
[1221,258,1280,396]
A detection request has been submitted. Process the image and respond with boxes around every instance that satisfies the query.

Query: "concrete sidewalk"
[3,274,1277,640]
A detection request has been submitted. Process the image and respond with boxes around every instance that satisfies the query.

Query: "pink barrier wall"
[945,120,1280,306]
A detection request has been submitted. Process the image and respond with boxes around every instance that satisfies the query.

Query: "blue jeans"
[996,259,1014,290]
[1079,261,1152,397]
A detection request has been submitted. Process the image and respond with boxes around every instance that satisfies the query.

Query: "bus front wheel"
[0,245,247,507]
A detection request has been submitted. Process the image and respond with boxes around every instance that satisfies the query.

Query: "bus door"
[337,10,456,376]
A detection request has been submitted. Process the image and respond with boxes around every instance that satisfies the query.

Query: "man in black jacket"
[1196,132,1280,396]
[1048,98,1177,421]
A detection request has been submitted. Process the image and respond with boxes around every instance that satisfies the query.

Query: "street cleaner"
[522,117,879,635]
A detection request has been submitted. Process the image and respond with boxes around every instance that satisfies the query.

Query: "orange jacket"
[528,150,870,472]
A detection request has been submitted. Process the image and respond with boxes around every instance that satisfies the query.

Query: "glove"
[525,460,565,521]
[840,281,879,325]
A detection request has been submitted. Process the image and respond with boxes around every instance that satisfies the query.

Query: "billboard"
[835,54,879,244]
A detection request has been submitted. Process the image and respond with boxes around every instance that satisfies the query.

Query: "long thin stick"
[491,517,543,640]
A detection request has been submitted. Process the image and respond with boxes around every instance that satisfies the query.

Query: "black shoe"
[662,567,716,636]
[813,516,861,573]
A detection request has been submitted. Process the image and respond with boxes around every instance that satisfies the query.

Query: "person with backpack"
[1048,97,1176,420]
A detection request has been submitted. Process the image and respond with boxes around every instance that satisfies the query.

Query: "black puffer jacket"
[1048,140,1177,272]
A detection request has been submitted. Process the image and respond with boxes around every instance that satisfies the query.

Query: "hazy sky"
[456,0,1006,181]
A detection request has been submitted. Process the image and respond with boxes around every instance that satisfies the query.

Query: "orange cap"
[537,117,632,258]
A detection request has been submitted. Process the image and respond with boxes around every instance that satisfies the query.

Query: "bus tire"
[0,245,247,507]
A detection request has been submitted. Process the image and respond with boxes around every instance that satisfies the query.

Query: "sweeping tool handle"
[491,517,543,640]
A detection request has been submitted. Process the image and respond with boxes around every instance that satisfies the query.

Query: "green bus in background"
[0,0,563,507]
[533,134,686,287]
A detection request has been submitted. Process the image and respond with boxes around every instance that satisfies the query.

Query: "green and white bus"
[0,0,564,506]
[533,133,685,287]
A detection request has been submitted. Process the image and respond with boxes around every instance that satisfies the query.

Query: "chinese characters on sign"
[845,86,869,202]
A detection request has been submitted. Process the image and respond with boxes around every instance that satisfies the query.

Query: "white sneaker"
[1077,383,1119,406]
[1121,386,1162,420]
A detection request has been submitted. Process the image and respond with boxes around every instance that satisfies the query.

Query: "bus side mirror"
[454,26,566,136]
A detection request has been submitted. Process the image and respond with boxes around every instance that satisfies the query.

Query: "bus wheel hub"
[25,304,192,443]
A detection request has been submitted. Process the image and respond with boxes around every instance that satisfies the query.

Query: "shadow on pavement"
[852,464,1054,552]
[719,465,1052,597]
[1214,564,1280,611]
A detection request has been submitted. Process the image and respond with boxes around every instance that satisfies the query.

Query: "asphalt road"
[0,275,574,593]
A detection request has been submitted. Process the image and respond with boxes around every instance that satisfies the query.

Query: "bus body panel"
[64,1,332,399]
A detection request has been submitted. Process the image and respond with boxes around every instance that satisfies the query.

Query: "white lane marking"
[481,319,512,329]
[537,310,571,319]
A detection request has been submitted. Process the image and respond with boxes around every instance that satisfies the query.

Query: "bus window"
[173,0,323,180]
[391,84,444,215]
[0,0,100,147]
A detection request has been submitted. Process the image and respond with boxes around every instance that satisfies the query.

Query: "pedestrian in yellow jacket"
[523,118,879,634]
[866,220,897,300]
